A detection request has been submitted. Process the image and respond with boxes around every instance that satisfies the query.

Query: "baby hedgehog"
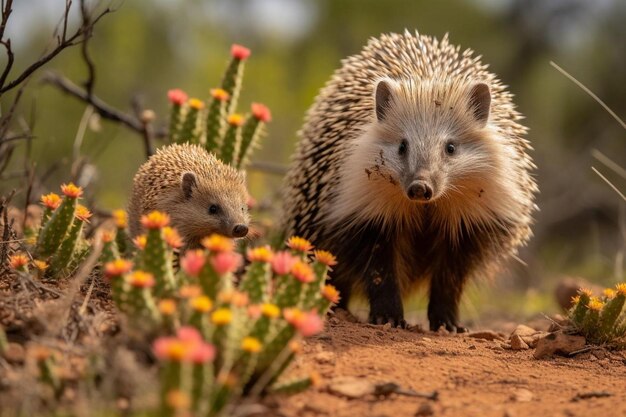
[283,31,537,331]
[128,143,250,248]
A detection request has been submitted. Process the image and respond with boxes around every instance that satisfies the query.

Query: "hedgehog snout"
[232,224,249,238]
[407,180,433,202]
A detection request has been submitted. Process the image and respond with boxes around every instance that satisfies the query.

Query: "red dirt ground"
[267,318,626,417]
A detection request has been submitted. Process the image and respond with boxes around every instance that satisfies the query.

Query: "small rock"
[533,331,586,359]
[2,343,25,364]
[510,388,534,402]
[328,377,374,399]
[511,324,537,338]
[422,337,432,342]
[382,322,392,330]
[415,403,434,416]
[468,344,477,350]
[510,335,530,350]
[314,351,335,364]
[468,330,505,341]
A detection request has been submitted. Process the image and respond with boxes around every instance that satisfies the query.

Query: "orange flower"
[41,193,61,210]
[247,245,273,263]
[291,261,314,283]
[251,103,271,123]
[61,183,83,199]
[163,227,183,249]
[188,98,205,110]
[140,211,170,229]
[104,259,133,278]
[587,298,604,311]
[227,113,244,127]
[230,44,251,60]
[603,288,616,299]
[167,89,188,105]
[314,250,337,267]
[321,284,340,304]
[127,271,155,288]
[75,205,92,222]
[113,209,127,229]
[210,88,230,102]
[9,253,29,270]
[284,308,323,337]
[201,234,234,252]
[286,236,313,253]
[178,285,203,299]
[158,299,177,315]
[166,390,190,410]
[616,283,626,297]
[133,235,147,250]
[102,230,115,243]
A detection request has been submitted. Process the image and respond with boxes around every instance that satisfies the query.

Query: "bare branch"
[0,4,111,95]
[79,0,96,98]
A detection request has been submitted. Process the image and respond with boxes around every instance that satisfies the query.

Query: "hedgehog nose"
[407,181,433,202]
[232,224,249,238]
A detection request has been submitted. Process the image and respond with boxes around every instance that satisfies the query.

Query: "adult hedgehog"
[128,143,250,249]
[282,31,537,331]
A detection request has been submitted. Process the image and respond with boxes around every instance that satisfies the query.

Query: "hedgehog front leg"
[427,262,469,333]
[365,243,406,328]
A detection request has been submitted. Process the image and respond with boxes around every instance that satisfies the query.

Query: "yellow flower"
[201,234,234,252]
[227,113,244,127]
[314,250,337,267]
[603,288,616,299]
[163,227,183,249]
[60,183,83,198]
[286,236,313,252]
[40,193,61,210]
[261,303,280,318]
[133,235,147,250]
[210,88,230,102]
[75,205,92,222]
[241,337,262,353]
[188,98,205,110]
[140,211,170,229]
[211,308,232,325]
[587,298,604,311]
[113,209,127,229]
[616,283,626,297]
[190,296,212,313]
[33,260,48,271]
[247,245,273,263]
[578,288,593,297]
[158,299,177,315]
[102,230,115,243]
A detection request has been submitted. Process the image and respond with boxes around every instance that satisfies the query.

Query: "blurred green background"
[1,0,624,324]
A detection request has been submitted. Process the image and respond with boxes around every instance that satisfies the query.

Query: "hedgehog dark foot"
[427,304,467,333]
[368,291,407,328]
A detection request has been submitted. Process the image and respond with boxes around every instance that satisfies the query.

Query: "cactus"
[165,44,270,170]
[49,205,91,274]
[568,284,626,345]
[167,89,188,143]
[36,183,82,259]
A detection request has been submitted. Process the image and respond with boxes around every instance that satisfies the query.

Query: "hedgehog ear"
[468,83,491,127]
[181,172,197,199]
[374,79,394,122]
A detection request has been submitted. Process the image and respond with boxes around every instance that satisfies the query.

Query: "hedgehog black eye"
[208,204,219,215]
[445,142,456,155]
[398,139,408,156]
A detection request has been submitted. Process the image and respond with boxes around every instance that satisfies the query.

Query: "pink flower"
[296,312,324,337]
[210,251,242,275]
[251,103,271,123]
[168,89,188,105]
[231,44,251,60]
[271,251,297,275]
[189,343,215,364]
[180,250,206,277]
[177,326,202,343]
